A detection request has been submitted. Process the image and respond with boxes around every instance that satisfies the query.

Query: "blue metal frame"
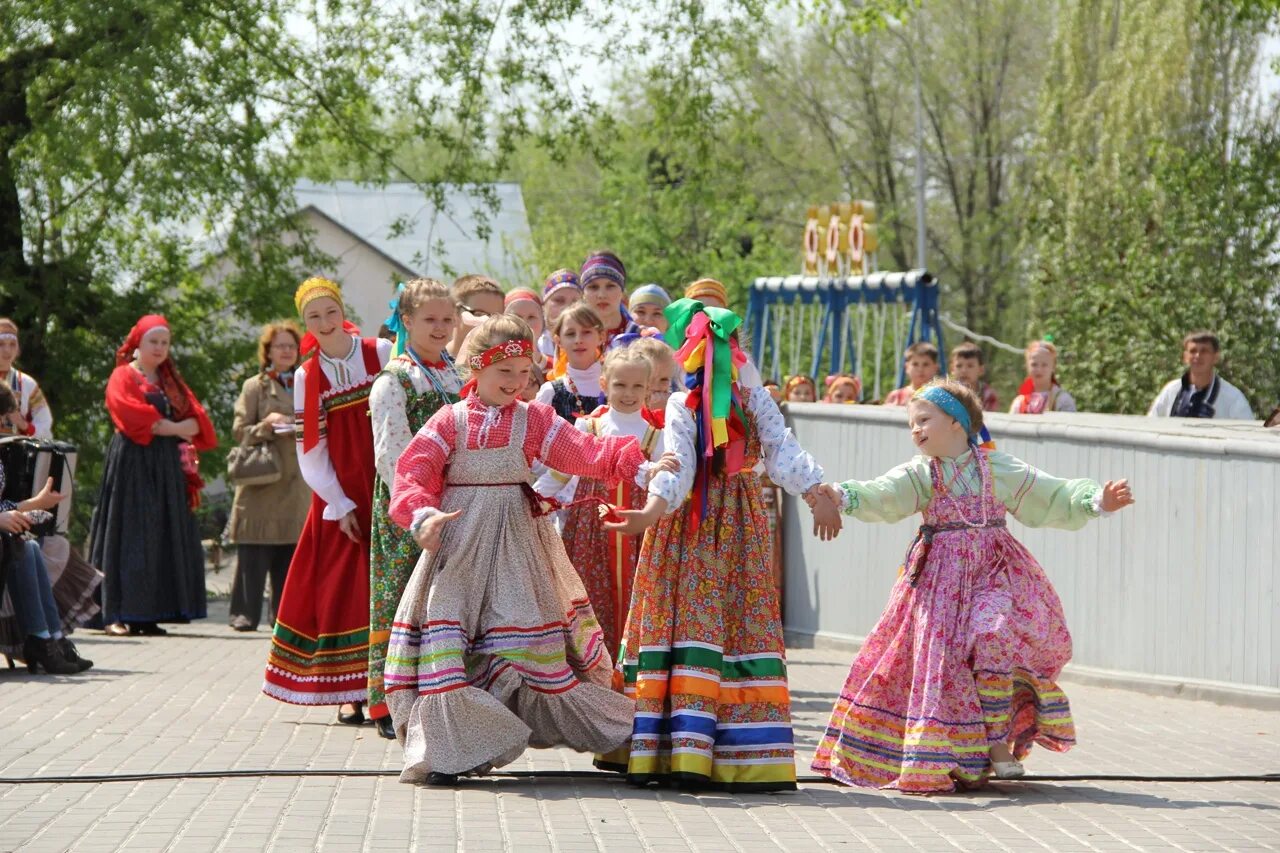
[744,270,944,385]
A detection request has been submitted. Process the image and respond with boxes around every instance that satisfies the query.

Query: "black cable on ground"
[1,770,1278,785]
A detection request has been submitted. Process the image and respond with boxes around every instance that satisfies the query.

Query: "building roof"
[293,180,533,285]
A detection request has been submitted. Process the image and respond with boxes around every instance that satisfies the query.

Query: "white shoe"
[991,759,1025,779]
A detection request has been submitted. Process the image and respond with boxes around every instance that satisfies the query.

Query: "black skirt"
[89,433,206,624]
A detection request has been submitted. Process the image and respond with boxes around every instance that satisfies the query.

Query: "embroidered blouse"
[293,335,393,520]
[369,355,463,486]
[834,448,1104,528]
[647,385,824,515]
[390,395,649,530]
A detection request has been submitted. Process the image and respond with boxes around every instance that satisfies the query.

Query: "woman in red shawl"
[89,315,217,636]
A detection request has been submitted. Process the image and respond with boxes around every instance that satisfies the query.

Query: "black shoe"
[129,622,168,636]
[425,772,458,786]
[375,715,396,740]
[336,703,365,725]
[22,636,82,675]
[56,638,93,672]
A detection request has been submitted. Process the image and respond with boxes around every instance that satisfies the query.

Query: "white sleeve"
[375,336,394,367]
[370,372,411,486]
[747,385,824,495]
[535,381,556,406]
[294,364,356,521]
[1147,381,1177,417]
[1219,385,1255,420]
[738,356,762,389]
[648,394,697,513]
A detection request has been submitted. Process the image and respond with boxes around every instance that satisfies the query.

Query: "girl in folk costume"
[627,284,672,333]
[580,251,642,348]
[534,346,665,658]
[630,336,678,415]
[599,297,843,792]
[540,269,581,348]
[1010,339,1076,414]
[367,279,463,740]
[0,318,53,438]
[384,315,660,785]
[810,380,1133,792]
[91,315,217,636]
[536,303,605,424]
[263,277,392,724]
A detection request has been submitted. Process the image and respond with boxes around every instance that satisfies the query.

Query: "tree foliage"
[1024,0,1280,414]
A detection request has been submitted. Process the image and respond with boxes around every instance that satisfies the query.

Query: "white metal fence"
[779,404,1280,701]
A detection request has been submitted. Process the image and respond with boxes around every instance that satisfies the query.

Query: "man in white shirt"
[1148,331,1254,420]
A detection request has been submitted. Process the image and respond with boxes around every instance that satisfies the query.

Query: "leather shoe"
[425,772,457,786]
[336,703,365,725]
[375,715,395,740]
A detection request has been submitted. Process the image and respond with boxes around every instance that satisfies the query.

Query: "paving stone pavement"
[3,598,1280,852]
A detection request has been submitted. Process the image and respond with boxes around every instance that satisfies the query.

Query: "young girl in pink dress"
[384,315,661,785]
[811,379,1134,792]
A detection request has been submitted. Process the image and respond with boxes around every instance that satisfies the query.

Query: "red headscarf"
[111,315,214,447]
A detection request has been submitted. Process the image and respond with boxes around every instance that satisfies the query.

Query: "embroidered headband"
[684,278,728,306]
[580,255,626,289]
[629,283,671,309]
[913,385,974,436]
[295,276,343,315]
[468,337,536,372]
[504,287,543,308]
[542,269,581,299]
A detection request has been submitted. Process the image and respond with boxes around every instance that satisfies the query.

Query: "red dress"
[264,339,381,705]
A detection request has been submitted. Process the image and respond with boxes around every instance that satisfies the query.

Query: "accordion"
[0,437,77,536]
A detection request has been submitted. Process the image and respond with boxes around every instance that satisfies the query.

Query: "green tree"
[1024,0,1280,414]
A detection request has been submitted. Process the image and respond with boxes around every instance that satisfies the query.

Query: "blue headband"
[914,386,974,437]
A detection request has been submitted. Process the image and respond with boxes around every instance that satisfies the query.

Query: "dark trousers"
[229,544,293,629]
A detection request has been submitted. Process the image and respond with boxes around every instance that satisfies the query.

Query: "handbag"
[226,439,281,487]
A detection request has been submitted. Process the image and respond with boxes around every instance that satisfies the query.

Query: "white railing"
[779,403,1280,703]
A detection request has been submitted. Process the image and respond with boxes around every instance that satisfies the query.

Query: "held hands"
[413,509,462,552]
[644,452,681,487]
[1100,479,1135,513]
[602,496,668,537]
[803,484,843,542]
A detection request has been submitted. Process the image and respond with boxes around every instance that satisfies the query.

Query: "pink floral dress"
[813,448,1104,792]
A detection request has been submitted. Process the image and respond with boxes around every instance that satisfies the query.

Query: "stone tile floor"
[3,599,1279,851]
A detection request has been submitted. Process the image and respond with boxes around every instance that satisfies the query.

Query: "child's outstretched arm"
[823,459,932,524]
[988,450,1133,529]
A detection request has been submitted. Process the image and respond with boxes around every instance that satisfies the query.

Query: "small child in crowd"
[537,303,606,423]
[949,342,1000,412]
[629,336,677,415]
[883,342,940,405]
[810,379,1133,793]
[784,375,818,404]
[535,346,665,656]
[542,269,582,325]
[504,288,552,373]
[1010,340,1076,414]
[446,275,505,360]
[824,374,861,404]
[628,284,671,332]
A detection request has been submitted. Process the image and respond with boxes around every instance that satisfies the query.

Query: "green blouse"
[835,449,1104,530]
